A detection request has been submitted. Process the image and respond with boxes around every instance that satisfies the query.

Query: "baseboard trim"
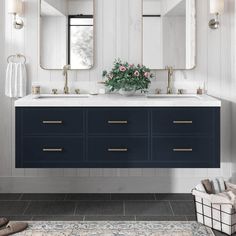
[0,176,202,193]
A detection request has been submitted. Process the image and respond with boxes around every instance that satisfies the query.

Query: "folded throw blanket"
[193,181,236,207]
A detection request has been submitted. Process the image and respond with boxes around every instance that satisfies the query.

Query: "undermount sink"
[33,94,90,99]
[146,94,202,100]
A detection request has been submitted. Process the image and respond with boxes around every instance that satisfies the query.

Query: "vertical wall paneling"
[229,0,236,182]
[116,0,129,60]
[0,0,12,177]
[102,0,116,70]
[23,0,38,177]
[0,0,234,192]
[129,0,142,64]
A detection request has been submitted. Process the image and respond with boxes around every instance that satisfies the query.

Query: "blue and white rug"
[15,221,214,236]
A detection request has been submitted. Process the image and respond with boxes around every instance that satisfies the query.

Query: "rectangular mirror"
[40,0,94,70]
[142,0,196,70]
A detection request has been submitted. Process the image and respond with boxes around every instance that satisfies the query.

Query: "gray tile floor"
[0,194,229,236]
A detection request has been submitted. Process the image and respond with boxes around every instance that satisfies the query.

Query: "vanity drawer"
[88,137,148,163]
[152,137,220,167]
[87,108,148,135]
[152,108,219,135]
[18,136,84,167]
[17,108,84,135]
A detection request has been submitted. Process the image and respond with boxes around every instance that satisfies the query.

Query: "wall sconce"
[8,0,24,30]
[209,0,224,29]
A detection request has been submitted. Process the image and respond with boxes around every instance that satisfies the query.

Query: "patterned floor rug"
[14,221,214,236]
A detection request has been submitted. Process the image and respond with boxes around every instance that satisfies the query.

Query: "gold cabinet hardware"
[108,121,128,124]
[173,148,193,152]
[173,121,193,124]
[43,148,63,152]
[42,121,63,124]
[108,148,128,152]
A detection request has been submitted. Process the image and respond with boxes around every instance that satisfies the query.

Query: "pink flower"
[129,64,134,68]
[144,72,150,78]
[134,71,140,77]
[119,66,127,72]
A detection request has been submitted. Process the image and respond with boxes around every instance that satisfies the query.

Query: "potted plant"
[102,59,153,96]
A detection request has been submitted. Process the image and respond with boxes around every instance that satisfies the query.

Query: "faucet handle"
[197,87,203,95]
[52,89,58,95]
[75,89,80,94]
[178,89,184,95]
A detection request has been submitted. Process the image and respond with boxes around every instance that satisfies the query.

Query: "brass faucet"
[63,65,71,94]
[166,66,174,94]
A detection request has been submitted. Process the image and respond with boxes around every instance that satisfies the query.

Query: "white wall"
[0,0,234,193]
[229,0,236,183]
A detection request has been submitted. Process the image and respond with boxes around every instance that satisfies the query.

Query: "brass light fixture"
[8,0,24,30]
[209,0,224,30]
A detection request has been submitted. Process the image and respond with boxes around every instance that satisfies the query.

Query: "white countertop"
[14,94,221,107]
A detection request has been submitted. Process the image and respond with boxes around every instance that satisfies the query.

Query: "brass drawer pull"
[43,148,63,152]
[173,121,193,124]
[42,121,63,124]
[108,148,128,152]
[108,121,128,124]
[173,148,193,152]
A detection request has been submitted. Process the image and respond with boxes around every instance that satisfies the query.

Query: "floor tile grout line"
[154,194,157,200]
[20,214,81,218]
[168,201,175,216]
[19,193,23,200]
[73,202,78,216]
[64,194,68,201]
[22,201,31,216]
[3,215,196,221]
[0,200,129,202]
[0,199,194,202]
[123,201,125,216]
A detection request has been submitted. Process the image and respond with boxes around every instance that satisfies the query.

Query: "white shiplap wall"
[0,0,234,193]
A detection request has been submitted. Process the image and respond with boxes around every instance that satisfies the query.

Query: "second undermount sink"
[33,94,90,99]
[146,94,202,100]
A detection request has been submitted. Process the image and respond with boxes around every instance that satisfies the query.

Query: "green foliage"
[103,59,153,93]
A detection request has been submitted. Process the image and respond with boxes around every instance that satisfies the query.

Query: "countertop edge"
[14,94,222,108]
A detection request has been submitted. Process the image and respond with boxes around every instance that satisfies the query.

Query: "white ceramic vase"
[119,89,135,96]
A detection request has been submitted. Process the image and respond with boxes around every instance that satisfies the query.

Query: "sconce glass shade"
[210,0,224,14]
[8,0,23,15]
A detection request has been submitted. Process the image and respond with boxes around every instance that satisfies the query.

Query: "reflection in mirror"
[40,0,94,70]
[142,0,196,70]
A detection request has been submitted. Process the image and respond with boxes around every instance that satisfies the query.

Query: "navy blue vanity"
[16,106,220,168]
